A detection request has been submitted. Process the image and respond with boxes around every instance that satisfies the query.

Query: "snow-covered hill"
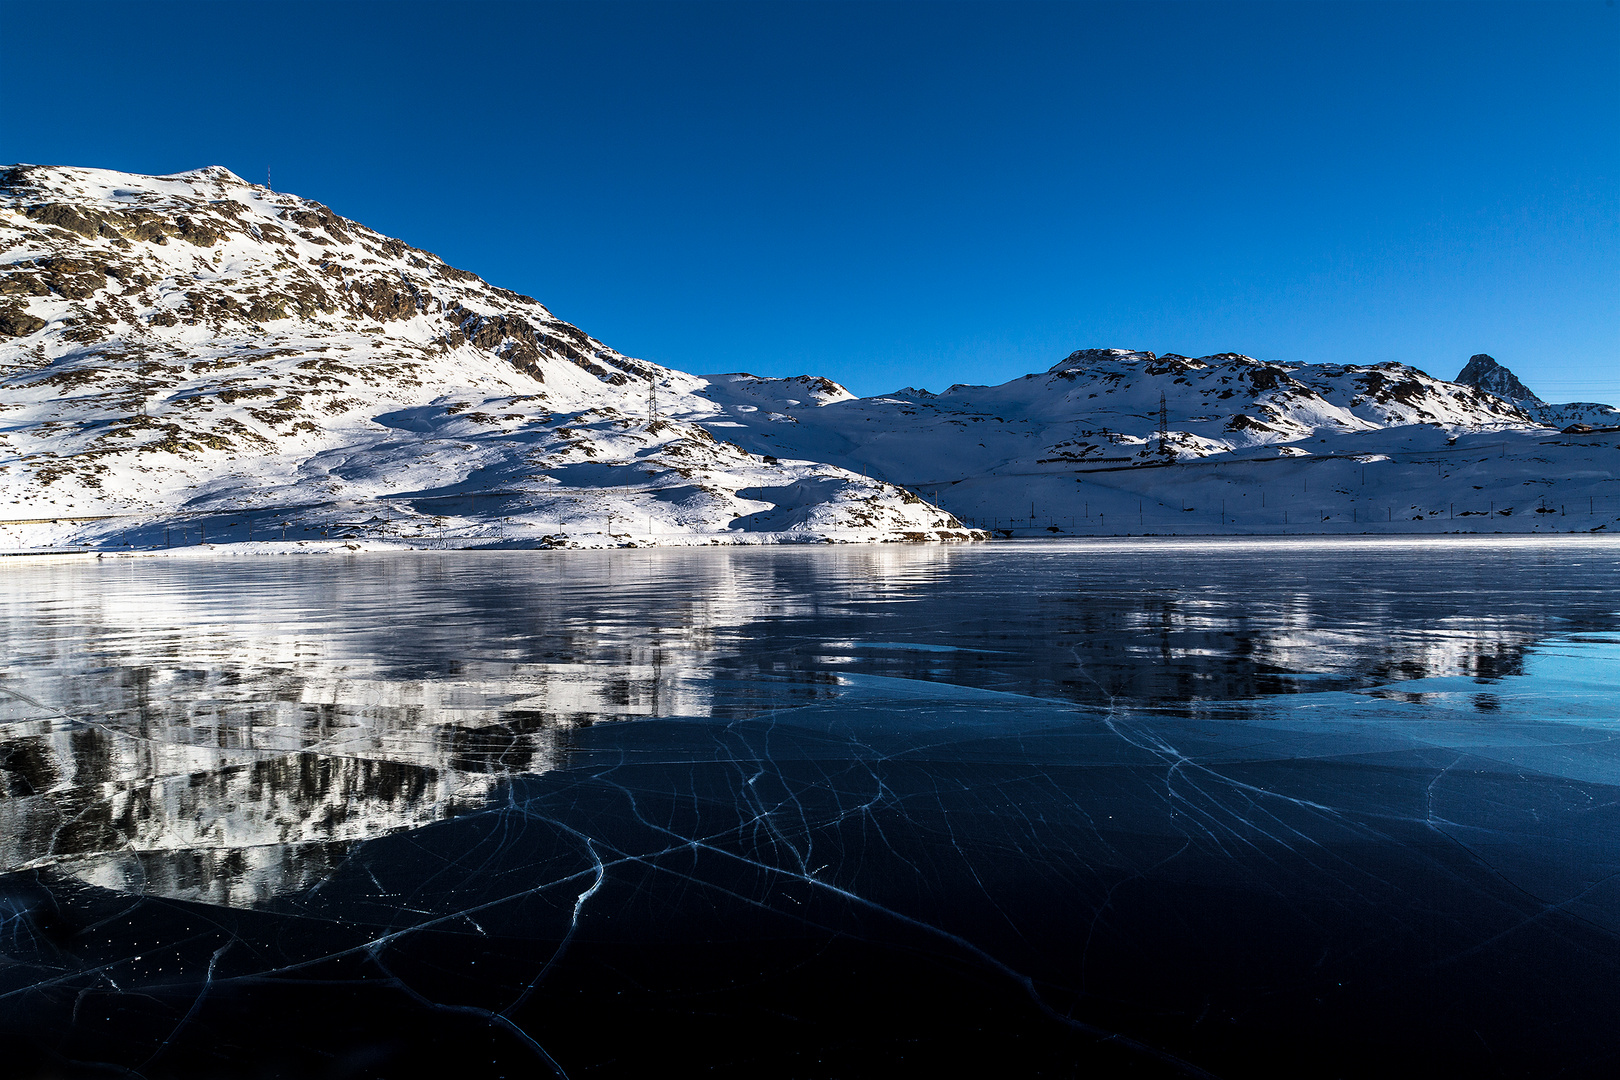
[0,165,973,550]
[683,350,1620,536]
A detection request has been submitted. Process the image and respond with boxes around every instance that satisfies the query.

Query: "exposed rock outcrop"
[1456,353,1542,404]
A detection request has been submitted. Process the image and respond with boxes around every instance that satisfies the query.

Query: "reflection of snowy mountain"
[2,541,1615,1079]
[0,548,904,906]
[0,541,1590,909]
[0,165,968,548]
[0,704,495,907]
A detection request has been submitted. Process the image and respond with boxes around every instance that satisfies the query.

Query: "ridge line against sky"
[1,0,1615,401]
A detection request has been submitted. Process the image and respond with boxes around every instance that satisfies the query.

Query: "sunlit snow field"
[1,537,1617,1077]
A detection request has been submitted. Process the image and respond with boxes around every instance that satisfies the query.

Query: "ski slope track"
[0,165,975,552]
[2,165,1615,552]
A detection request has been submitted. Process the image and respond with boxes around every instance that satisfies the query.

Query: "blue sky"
[3,0,1615,400]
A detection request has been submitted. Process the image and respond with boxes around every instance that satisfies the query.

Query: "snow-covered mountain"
[3,165,1614,549]
[1456,353,1541,405]
[693,348,1532,473]
[0,165,971,549]
[1454,353,1620,429]
[685,349,1620,536]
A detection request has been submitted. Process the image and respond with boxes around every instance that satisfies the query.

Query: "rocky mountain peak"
[1048,348,1156,373]
[1455,354,1542,404]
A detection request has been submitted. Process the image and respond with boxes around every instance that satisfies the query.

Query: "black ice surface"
[1,539,1617,1078]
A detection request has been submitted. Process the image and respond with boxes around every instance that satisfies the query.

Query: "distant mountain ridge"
[688,346,1542,484]
[682,349,1618,535]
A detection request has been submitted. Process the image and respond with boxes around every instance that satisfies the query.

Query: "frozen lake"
[2,538,1618,1077]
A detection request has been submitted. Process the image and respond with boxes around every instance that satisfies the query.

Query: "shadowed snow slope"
[0,165,973,550]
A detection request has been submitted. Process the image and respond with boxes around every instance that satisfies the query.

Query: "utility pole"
[1158,391,1169,457]
[648,376,658,425]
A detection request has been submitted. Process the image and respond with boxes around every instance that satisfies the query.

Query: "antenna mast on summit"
[266,167,272,192]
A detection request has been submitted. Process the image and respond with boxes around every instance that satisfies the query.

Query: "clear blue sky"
[3,0,1615,400]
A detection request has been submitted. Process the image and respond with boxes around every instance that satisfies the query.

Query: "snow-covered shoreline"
[5,532,1616,566]
[0,531,986,558]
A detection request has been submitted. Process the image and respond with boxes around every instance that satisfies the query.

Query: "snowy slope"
[4,165,1612,550]
[683,350,1620,536]
[0,166,974,550]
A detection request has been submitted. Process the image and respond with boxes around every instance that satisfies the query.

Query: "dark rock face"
[1456,354,1541,404]
[286,206,353,244]
[1357,369,1429,406]
[1052,348,1155,370]
[0,304,47,337]
[1244,364,1295,392]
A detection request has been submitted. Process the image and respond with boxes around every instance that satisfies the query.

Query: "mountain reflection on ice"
[0,539,1617,1077]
